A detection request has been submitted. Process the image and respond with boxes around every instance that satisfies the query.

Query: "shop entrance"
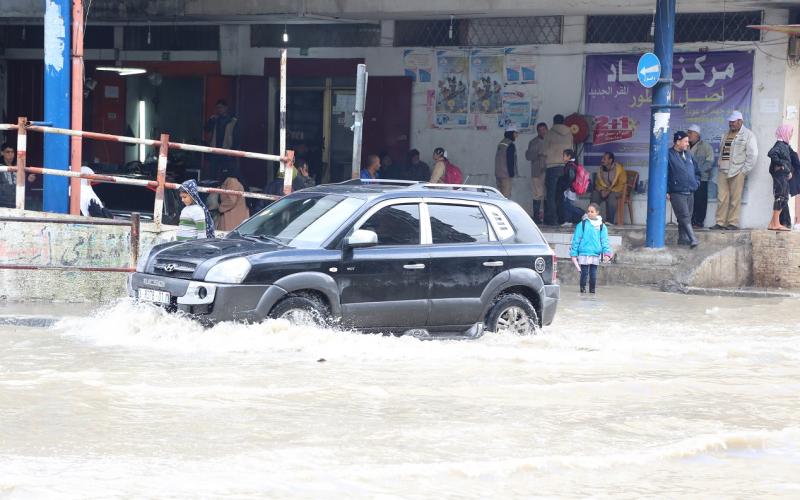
[283,79,356,184]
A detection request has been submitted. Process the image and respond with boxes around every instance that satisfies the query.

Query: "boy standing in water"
[569,203,613,294]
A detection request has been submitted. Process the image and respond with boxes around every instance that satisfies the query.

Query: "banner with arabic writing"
[584,51,753,169]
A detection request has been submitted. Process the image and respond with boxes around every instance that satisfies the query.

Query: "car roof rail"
[419,183,504,197]
[338,179,419,187]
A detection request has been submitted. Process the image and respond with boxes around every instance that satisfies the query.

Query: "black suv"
[128,180,559,337]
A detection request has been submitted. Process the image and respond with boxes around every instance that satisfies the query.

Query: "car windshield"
[234,193,365,248]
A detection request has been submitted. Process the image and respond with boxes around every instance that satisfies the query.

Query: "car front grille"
[151,259,197,280]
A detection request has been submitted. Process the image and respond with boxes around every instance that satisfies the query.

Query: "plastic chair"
[616,170,639,225]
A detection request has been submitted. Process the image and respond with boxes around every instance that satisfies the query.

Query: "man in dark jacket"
[668,131,701,248]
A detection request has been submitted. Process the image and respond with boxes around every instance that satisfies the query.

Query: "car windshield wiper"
[239,233,286,246]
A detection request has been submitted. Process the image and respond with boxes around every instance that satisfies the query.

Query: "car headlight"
[136,247,152,272]
[204,257,251,284]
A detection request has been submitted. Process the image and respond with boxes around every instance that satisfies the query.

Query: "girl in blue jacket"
[570,203,613,294]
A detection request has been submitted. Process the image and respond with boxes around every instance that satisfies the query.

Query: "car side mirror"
[346,229,378,249]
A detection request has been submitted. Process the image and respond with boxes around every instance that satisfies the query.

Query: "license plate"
[138,288,171,305]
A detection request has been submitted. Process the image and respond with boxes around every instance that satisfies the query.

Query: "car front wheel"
[485,293,539,335]
[269,293,330,327]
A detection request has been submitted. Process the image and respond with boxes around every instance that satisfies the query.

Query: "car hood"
[147,237,282,278]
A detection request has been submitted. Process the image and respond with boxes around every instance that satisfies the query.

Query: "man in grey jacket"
[525,122,548,223]
[687,124,715,228]
[711,110,758,230]
[543,115,574,225]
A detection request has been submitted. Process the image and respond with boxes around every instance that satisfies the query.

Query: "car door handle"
[482,260,504,267]
[403,263,426,270]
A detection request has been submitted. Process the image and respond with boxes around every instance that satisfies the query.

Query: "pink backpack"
[571,164,590,195]
[443,160,464,184]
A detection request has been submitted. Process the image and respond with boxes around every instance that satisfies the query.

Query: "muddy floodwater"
[1,287,799,498]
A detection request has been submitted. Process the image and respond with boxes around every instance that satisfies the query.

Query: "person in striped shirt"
[176,179,215,240]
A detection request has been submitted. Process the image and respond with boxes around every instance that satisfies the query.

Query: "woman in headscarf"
[217,164,250,231]
[177,179,215,240]
[767,124,795,231]
[79,166,106,217]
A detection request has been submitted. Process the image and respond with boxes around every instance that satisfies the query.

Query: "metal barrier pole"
[69,0,84,216]
[130,212,140,269]
[279,48,287,175]
[351,64,367,179]
[15,117,27,210]
[153,133,170,230]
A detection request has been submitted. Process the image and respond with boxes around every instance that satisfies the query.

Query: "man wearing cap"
[668,131,701,248]
[711,111,758,230]
[687,124,715,228]
[495,125,518,198]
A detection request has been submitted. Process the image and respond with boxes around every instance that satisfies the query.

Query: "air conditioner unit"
[789,35,800,61]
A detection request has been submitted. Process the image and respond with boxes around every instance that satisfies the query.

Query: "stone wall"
[0,209,176,302]
[752,230,800,290]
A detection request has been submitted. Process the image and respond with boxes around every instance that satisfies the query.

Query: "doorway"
[280,78,356,185]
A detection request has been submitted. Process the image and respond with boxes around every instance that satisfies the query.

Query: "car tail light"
[552,254,558,283]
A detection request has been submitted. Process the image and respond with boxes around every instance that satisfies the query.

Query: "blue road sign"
[637,52,661,88]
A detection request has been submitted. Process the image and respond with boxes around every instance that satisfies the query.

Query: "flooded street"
[1,286,799,498]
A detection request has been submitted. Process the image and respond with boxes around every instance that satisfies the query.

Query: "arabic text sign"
[584,51,753,168]
[637,52,661,88]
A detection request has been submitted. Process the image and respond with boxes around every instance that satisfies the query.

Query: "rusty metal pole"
[279,48,287,176]
[351,64,367,179]
[153,133,169,230]
[68,0,84,215]
[130,212,140,269]
[15,117,27,210]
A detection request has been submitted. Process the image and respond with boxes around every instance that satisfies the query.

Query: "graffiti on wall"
[0,223,131,268]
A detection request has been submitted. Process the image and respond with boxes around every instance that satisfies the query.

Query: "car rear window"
[428,204,491,244]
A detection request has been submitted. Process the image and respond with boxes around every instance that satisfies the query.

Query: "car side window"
[360,204,421,245]
[429,204,491,244]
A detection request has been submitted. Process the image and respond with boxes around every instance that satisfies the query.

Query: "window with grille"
[123,25,220,51]
[394,16,562,47]
[586,11,763,44]
[251,24,381,48]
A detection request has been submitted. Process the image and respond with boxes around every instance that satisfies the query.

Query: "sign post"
[645,0,676,249]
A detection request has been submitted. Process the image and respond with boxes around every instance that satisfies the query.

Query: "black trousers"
[691,181,708,226]
[544,166,564,225]
[580,264,598,293]
[671,192,698,245]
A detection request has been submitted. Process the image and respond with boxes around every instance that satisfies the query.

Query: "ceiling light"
[97,66,147,76]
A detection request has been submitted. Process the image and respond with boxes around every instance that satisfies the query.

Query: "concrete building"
[1,0,799,228]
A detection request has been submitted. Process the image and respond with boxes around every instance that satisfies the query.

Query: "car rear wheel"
[270,293,330,327]
[485,293,539,335]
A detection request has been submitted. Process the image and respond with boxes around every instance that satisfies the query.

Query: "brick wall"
[752,230,800,290]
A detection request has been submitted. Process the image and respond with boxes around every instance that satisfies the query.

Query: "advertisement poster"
[469,49,505,114]
[584,51,754,169]
[505,48,537,84]
[435,50,470,128]
[498,91,535,131]
[403,49,433,83]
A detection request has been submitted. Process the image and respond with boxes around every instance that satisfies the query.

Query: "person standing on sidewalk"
[668,131,701,248]
[687,124,715,228]
[525,122,548,222]
[494,125,518,198]
[711,111,758,230]
[543,115,574,225]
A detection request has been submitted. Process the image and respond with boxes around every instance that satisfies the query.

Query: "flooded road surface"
[1,286,799,498]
